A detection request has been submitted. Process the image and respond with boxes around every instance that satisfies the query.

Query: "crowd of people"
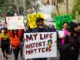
[0,17,80,60]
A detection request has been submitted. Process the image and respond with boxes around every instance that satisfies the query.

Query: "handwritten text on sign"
[24,32,57,59]
[28,13,44,29]
[6,16,25,30]
[54,14,72,30]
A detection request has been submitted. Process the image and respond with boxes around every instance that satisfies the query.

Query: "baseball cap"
[36,17,44,22]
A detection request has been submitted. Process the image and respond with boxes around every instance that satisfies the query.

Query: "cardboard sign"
[54,14,72,30]
[6,16,25,30]
[24,32,57,59]
[58,30,64,37]
[28,13,44,29]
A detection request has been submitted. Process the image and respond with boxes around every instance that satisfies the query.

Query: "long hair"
[70,22,78,37]
[1,28,8,34]
[12,30,19,38]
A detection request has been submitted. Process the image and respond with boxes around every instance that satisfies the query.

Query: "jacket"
[32,27,52,60]
[32,27,51,32]
[65,32,80,48]
[8,30,22,48]
[57,29,70,50]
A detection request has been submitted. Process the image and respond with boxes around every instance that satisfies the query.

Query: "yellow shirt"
[0,33,9,40]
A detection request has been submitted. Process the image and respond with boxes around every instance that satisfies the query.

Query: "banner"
[54,14,72,30]
[24,32,57,59]
[28,13,44,29]
[6,16,25,30]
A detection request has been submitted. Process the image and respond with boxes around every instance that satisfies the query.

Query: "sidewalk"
[0,48,80,60]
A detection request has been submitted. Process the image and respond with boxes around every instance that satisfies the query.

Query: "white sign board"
[6,16,25,30]
[24,32,57,59]
[58,30,64,37]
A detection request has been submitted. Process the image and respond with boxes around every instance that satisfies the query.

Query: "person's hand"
[12,47,16,49]
[22,38,25,40]
[71,47,74,50]
[67,33,70,36]
[55,40,57,43]
[59,36,65,39]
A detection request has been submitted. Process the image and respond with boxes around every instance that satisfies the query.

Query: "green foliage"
[33,3,40,13]
[58,0,64,3]
[0,0,14,17]
[0,9,2,12]
[25,0,40,13]
[51,10,57,18]
[0,0,5,7]
[72,0,80,19]
[25,0,32,9]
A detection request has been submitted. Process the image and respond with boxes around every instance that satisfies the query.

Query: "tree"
[72,0,80,19]
[32,0,40,13]
[66,0,69,14]
[25,0,40,14]
[0,0,9,17]
[55,0,60,15]
[0,0,5,7]
[33,3,40,13]
[41,0,64,15]
[72,0,80,23]
[53,0,64,15]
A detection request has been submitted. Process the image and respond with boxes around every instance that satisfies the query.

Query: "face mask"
[38,26,44,29]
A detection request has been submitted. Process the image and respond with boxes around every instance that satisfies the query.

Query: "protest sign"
[24,32,57,59]
[58,30,64,37]
[54,14,72,30]
[28,13,44,29]
[6,16,25,30]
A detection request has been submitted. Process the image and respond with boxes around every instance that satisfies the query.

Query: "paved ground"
[0,49,80,60]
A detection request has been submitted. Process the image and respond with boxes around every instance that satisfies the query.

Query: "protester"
[57,22,70,60]
[8,29,22,60]
[0,21,2,33]
[51,25,56,32]
[78,23,80,32]
[0,28,10,59]
[32,17,52,60]
[65,22,80,60]
[44,25,52,32]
